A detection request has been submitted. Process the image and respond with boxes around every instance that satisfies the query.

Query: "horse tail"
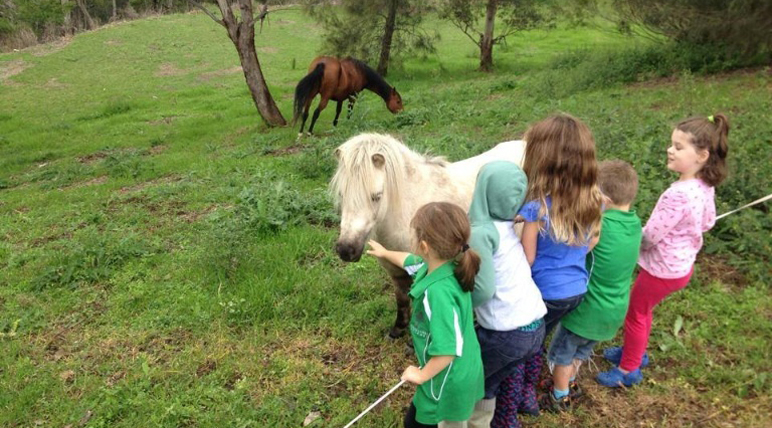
[293,63,325,124]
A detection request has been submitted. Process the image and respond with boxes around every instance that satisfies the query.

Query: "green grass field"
[1,9,771,428]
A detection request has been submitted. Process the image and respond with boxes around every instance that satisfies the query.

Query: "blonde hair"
[411,202,481,292]
[523,114,603,245]
[676,114,730,187]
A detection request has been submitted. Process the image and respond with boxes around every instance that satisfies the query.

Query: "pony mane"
[347,57,393,101]
[331,133,446,218]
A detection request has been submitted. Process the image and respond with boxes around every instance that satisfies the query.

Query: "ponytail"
[454,248,481,293]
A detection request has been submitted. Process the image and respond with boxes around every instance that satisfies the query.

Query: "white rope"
[716,192,772,220]
[342,379,406,428]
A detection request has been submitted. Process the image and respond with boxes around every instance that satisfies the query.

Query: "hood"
[469,160,528,224]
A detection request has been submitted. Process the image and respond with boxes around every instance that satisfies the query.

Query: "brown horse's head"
[387,87,403,113]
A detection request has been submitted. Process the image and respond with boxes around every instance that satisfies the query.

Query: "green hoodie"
[468,161,528,307]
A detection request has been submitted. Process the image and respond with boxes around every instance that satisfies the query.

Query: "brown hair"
[598,160,639,205]
[410,202,481,292]
[676,114,730,187]
[523,114,603,245]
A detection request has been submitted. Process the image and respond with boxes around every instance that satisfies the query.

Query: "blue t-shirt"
[519,198,589,300]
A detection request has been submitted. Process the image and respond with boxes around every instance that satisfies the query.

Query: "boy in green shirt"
[540,160,643,412]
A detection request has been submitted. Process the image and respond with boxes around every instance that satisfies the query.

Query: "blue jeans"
[547,324,598,366]
[476,322,546,398]
[543,294,585,337]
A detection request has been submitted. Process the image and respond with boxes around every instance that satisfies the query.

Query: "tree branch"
[188,0,225,27]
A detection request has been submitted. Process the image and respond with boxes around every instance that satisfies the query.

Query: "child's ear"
[698,149,710,164]
[419,240,430,256]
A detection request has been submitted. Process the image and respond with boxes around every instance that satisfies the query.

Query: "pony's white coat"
[331,132,526,265]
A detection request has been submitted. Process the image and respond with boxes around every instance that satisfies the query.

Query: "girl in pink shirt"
[598,114,730,387]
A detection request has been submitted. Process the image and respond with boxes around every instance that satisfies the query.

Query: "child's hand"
[401,365,426,385]
[366,240,388,258]
[513,215,525,224]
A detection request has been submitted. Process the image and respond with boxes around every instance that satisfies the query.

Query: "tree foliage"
[439,0,554,71]
[570,0,772,60]
[303,0,438,74]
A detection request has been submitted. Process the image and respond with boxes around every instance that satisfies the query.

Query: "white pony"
[331,132,525,338]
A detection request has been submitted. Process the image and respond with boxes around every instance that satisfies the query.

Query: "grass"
[1,9,771,428]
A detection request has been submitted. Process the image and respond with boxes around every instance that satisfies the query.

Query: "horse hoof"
[297,132,304,138]
[387,328,406,340]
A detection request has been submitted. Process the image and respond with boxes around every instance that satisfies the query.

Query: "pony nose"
[335,242,362,262]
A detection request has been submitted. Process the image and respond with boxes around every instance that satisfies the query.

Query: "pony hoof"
[297,132,304,138]
[387,328,406,340]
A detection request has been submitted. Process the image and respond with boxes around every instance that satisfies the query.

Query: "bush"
[525,42,767,99]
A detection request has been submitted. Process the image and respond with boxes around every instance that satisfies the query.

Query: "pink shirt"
[638,179,716,279]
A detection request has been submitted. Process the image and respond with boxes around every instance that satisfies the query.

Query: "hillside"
[1,10,770,428]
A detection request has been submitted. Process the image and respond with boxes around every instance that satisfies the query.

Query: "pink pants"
[619,267,693,372]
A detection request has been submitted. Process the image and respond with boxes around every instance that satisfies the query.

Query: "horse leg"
[347,95,357,120]
[389,273,412,339]
[308,98,329,135]
[333,101,343,127]
[298,108,310,136]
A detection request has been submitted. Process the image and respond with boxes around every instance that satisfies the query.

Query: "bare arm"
[521,221,539,266]
[401,356,455,385]
[366,240,409,268]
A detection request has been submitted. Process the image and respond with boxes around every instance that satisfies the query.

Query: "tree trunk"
[480,0,497,72]
[215,0,286,127]
[61,0,73,35]
[75,0,97,30]
[111,0,117,21]
[377,0,398,76]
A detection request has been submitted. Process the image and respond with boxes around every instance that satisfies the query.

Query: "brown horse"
[293,56,403,135]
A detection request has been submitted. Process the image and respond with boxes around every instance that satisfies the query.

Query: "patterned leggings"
[491,353,542,428]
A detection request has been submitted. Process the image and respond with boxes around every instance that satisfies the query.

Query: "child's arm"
[521,221,539,266]
[641,190,687,250]
[401,356,455,385]
[366,240,410,268]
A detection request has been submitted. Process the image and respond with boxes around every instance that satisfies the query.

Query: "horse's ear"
[334,148,341,160]
[372,153,385,168]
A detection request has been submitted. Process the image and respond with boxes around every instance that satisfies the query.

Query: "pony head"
[387,87,403,113]
[330,133,407,262]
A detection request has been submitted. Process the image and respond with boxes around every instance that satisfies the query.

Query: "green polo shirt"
[404,254,484,424]
[562,209,642,341]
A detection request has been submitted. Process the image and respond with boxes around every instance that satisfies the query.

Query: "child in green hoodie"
[467,161,548,428]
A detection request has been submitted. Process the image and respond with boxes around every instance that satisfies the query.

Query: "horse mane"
[331,133,447,218]
[347,57,393,102]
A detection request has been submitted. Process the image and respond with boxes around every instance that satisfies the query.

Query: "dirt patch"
[198,66,242,81]
[27,36,73,57]
[196,360,218,377]
[68,175,108,190]
[44,78,67,88]
[263,144,307,156]
[695,254,748,289]
[155,63,188,77]
[118,174,181,193]
[177,205,219,223]
[78,152,108,164]
[0,59,29,82]
[148,116,177,125]
[148,144,168,155]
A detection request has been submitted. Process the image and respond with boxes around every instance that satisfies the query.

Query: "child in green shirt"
[540,160,643,412]
[368,202,485,427]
